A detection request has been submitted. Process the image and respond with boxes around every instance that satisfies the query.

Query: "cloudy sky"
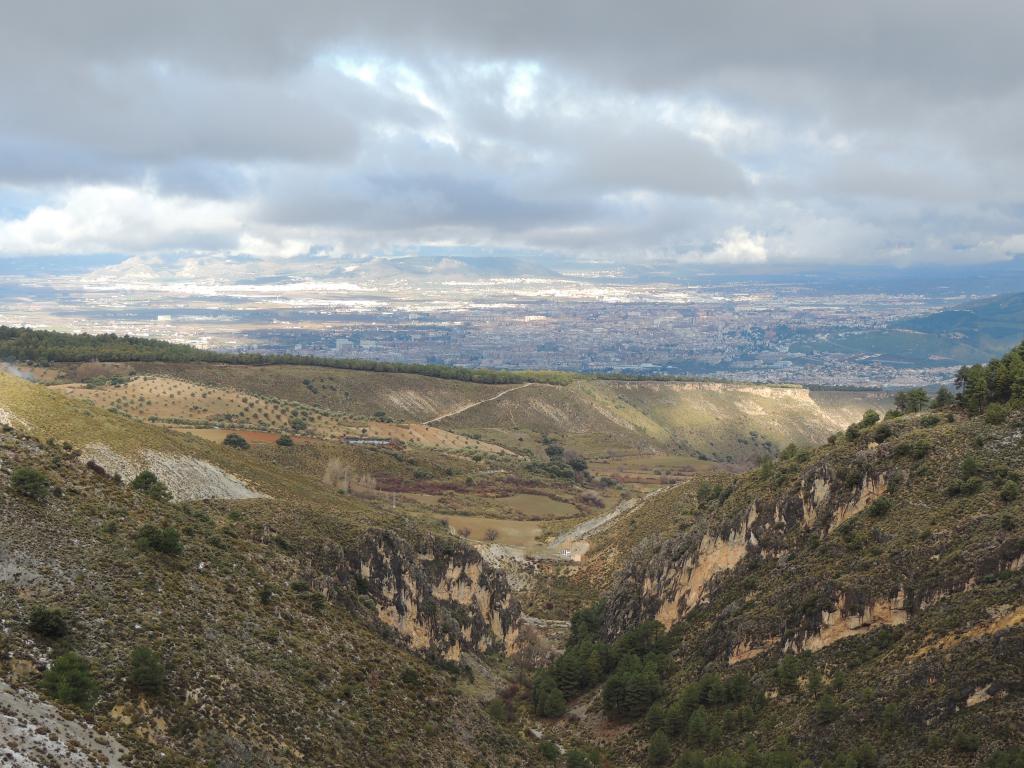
[2,1,1024,271]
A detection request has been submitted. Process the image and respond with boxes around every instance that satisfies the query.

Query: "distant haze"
[3,2,1024,276]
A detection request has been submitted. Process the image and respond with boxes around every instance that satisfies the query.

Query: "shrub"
[29,606,68,638]
[276,435,294,446]
[815,694,843,725]
[137,524,183,555]
[961,476,984,495]
[130,471,171,502]
[128,646,165,695]
[872,422,895,442]
[538,741,559,761]
[952,730,980,753]
[988,748,1024,768]
[894,438,930,459]
[485,697,512,722]
[860,410,881,427]
[11,467,50,500]
[867,497,892,518]
[42,652,98,708]
[223,433,249,449]
[1001,480,1020,502]
[565,751,593,768]
[985,403,1010,425]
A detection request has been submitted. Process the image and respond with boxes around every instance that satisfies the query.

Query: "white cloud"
[1,3,1024,268]
[682,227,767,264]
[0,185,245,255]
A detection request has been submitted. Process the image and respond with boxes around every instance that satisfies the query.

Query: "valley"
[6,9,1024,768]
[0,328,1020,767]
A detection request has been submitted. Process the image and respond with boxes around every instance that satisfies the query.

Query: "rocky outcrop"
[310,530,521,661]
[604,443,1024,666]
[797,463,887,532]
[783,589,909,653]
[602,458,908,645]
[80,443,263,500]
[605,462,888,636]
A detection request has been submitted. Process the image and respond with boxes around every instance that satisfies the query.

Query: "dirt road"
[423,382,535,425]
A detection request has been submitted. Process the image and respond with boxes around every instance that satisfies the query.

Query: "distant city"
[3,254,1023,389]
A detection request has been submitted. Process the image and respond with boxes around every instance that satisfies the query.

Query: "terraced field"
[53,373,513,456]
[126,361,510,422]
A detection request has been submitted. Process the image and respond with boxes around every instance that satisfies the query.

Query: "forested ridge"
[0,326,574,385]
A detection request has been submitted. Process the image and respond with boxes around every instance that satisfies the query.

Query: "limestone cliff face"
[602,452,1024,663]
[604,462,885,636]
[309,530,521,661]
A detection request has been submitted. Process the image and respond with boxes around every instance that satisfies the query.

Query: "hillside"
[24,359,892,498]
[4,333,1020,768]
[0,382,545,766]
[520,389,1024,766]
[438,378,890,464]
[0,325,569,385]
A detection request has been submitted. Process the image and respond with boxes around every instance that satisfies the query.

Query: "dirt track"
[423,383,535,425]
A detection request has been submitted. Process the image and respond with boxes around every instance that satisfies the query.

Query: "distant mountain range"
[794,291,1024,367]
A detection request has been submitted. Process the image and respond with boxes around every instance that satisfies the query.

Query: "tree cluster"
[955,340,1024,413]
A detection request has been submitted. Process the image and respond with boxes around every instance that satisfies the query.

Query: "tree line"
[955,339,1024,413]
[0,326,574,385]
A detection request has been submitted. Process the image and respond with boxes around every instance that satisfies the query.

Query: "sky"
[2,1,1024,273]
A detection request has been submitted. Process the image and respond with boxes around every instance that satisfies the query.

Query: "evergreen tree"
[128,646,166,695]
[42,653,98,709]
[647,729,671,766]
[930,385,954,408]
[893,388,929,414]
[687,706,710,746]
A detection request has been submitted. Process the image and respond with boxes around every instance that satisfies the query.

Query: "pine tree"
[647,729,671,766]
[687,706,710,746]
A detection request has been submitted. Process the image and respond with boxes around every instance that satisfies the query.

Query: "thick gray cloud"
[1,1,1023,265]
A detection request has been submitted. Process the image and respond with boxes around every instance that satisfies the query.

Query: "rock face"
[312,530,521,661]
[601,455,1023,660]
[604,462,884,637]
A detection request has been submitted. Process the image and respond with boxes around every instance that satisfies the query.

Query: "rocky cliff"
[310,529,521,661]
[602,419,1024,665]
[542,410,1024,767]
